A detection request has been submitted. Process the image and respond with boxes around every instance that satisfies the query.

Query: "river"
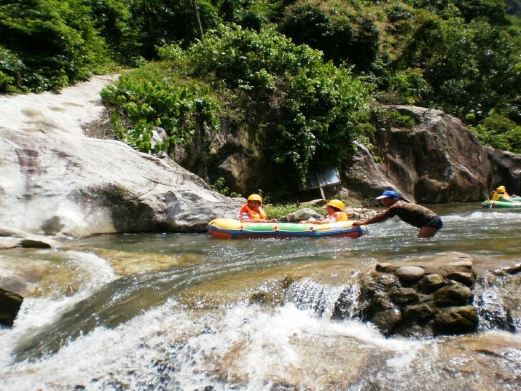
[1,204,520,390]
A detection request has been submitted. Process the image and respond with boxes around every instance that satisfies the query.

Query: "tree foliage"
[104,26,371,188]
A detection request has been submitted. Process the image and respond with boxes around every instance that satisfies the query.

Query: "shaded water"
[1,204,521,390]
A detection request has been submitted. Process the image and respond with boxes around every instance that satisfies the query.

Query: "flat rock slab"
[395,266,425,282]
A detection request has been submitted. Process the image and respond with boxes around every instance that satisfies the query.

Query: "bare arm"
[352,213,390,226]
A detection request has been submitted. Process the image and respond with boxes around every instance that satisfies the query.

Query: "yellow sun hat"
[247,194,263,203]
[326,199,345,211]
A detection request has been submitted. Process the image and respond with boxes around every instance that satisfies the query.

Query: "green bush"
[279,1,379,71]
[101,62,221,153]
[186,25,371,184]
[0,0,112,92]
[103,25,371,191]
[471,111,521,152]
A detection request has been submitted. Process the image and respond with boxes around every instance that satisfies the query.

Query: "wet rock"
[433,281,473,307]
[418,274,445,294]
[500,263,521,275]
[395,266,425,283]
[370,307,402,335]
[20,238,52,249]
[446,271,475,287]
[433,306,479,335]
[0,287,23,327]
[389,287,419,305]
[448,258,474,269]
[338,255,485,337]
[375,263,399,273]
[403,303,438,322]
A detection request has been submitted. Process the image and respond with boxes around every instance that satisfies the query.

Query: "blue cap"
[376,190,400,200]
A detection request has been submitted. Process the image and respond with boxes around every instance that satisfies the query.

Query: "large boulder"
[0,76,242,237]
[345,105,521,203]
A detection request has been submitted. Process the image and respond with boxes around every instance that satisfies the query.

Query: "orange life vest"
[240,204,267,221]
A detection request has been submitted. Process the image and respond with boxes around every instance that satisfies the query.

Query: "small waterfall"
[284,278,361,319]
[474,273,518,332]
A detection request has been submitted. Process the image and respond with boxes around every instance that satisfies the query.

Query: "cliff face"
[0,76,242,237]
[344,106,521,203]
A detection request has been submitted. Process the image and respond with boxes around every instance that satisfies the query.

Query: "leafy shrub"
[104,25,371,191]
[186,25,371,184]
[471,112,521,153]
[279,1,379,71]
[101,62,221,153]
[0,0,112,92]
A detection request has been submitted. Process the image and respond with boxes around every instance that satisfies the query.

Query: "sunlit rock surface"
[0,76,242,237]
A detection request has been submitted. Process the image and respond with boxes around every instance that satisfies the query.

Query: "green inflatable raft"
[482,199,521,209]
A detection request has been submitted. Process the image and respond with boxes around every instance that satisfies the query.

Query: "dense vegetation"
[2,0,521,190]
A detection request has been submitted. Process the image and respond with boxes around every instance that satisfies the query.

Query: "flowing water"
[1,204,521,390]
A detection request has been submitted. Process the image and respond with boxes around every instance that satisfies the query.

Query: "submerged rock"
[0,287,23,327]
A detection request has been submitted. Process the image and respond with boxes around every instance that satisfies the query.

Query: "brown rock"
[433,282,473,307]
[446,271,475,287]
[395,266,425,283]
[418,274,445,294]
[389,287,419,305]
[375,263,399,273]
[370,308,402,335]
[433,306,479,335]
[403,303,438,322]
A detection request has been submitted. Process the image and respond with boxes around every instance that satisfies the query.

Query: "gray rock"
[280,208,323,223]
[395,266,425,283]
[418,274,445,294]
[433,281,473,307]
[433,306,479,335]
[0,287,23,327]
[0,77,243,237]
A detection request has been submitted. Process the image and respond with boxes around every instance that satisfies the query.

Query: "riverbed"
[1,204,520,390]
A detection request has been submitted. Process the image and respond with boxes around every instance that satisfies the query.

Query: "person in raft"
[490,185,512,202]
[352,190,442,238]
[300,199,349,224]
[239,194,277,222]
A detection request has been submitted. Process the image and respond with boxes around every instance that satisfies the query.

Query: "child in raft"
[239,194,277,222]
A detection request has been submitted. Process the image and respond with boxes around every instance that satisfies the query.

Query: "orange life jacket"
[240,204,267,221]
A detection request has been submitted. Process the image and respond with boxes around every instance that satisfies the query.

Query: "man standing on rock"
[352,190,443,238]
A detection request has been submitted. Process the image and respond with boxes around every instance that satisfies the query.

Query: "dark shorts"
[423,216,443,230]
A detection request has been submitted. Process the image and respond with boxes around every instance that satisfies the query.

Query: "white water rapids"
[1,206,521,390]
